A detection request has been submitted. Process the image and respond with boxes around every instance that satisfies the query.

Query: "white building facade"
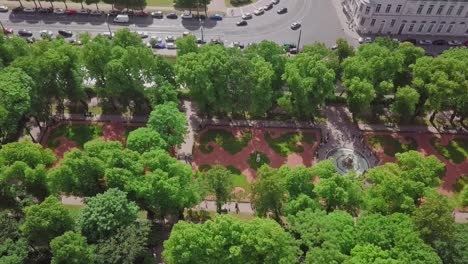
[342,0,468,36]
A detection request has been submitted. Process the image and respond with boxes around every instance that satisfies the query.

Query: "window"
[418,24,424,32]
[386,4,391,13]
[390,19,396,27]
[359,4,363,12]
[365,6,370,14]
[447,5,454,15]
[427,5,434,15]
[437,24,444,33]
[360,17,366,25]
[447,24,454,33]
[437,5,444,15]
[376,4,381,13]
[408,23,415,32]
[456,6,464,15]
[396,5,402,13]
[417,5,424,14]
[371,19,376,26]
[427,24,434,32]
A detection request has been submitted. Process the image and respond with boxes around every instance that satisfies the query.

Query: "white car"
[418,39,432,45]
[77,9,90,15]
[290,22,301,30]
[0,6,9,12]
[358,37,372,43]
[167,43,177,49]
[254,8,264,15]
[53,8,65,14]
[136,31,148,38]
[272,0,279,4]
[165,35,176,42]
[181,12,192,19]
[242,13,252,20]
[101,32,114,39]
[23,7,36,13]
[447,40,462,46]
[40,30,54,38]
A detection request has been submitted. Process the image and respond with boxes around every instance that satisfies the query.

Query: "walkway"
[177,100,200,156]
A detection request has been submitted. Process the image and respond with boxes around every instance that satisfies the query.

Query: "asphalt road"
[0,0,350,48]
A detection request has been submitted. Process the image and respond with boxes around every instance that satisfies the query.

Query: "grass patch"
[47,124,103,149]
[227,165,250,193]
[265,132,315,157]
[63,204,84,219]
[146,0,174,7]
[247,151,270,170]
[454,175,468,193]
[367,135,418,157]
[225,0,252,8]
[431,137,468,164]
[199,129,252,154]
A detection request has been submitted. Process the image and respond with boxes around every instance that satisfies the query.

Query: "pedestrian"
[235,202,239,214]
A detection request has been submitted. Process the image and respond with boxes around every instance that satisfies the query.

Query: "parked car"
[236,20,247,26]
[283,43,296,51]
[38,7,53,13]
[40,30,54,38]
[152,42,166,49]
[165,35,176,42]
[418,39,432,45]
[464,40,468,47]
[289,48,298,54]
[101,32,114,39]
[136,31,148,38]
[166,43,177,49]
[108,10,119,16]
[58,29,73,38]
[12,7,22,13]
[23,8,36,13]
[67,38,82,45]
[18,29,33,37]
[290,22,301,30]
[210,38,224,45]
[114,14,129,23]
[242,13,252,20]
[264,3,274,10]
[90,10,103,16]
[66,9,77,15]
[272,0,279,4]
[3,28,13,35]
[25,37,35,43]
[358,37,373,43]
[197,38,206,44]
[448,40,462,46]
[135,11,148,17]
[0,6,9,12]
[166,13,177,19]
[432,39,447,45]
[210,14,223,20]
[182,31,192,36]
[277,7,287,14]
[181,12,192,19]
[53,8,65,15]
[254,8,264,15]
[151,10,163,18]
[232,42,244,49]
[77,9,90,15]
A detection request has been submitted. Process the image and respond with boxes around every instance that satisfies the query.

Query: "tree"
[0,140,56,168]
[461,185,468,207]
[81,35,112,89]
[200,166,234,213]
[147,102,187,148]
[0,238,29,264]
[315,173,363,215]
[282,52,335,119]
[0,211,20,242]
[335,38,355,63]
[452,224,468,264]
[0,67,33,143]
[126,127,168,154]
[344,77,376,119]
[95,221,150,264]
[391,86,420,123]
[283,194,322,216]
[310,159,337,180]
[248,56,274,117]
[278,166,314,198]
[79,189,139,243]
[21,196,74,247]
[251,166,287,222]
[145,81,178,106]
[176,35,198,56]
[163,215,300,264]
[50,231,95,264]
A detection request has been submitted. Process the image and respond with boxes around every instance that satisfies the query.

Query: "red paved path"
[193,127,321,182]
[364,131,468,193]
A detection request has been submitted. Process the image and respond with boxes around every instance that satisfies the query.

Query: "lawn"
[225,0,252,8]
[431,137,468,164]
[47,124,103,149]
[367,135,418,157]
[199,129,252,154]
[247,151,270,170]
[265,132,316,157]
[146,0,174,7]
[63,204,148,219]
[198,164,251,193]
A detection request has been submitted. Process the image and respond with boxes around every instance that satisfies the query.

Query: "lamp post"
[296,28,302,51]
[106,13,112,36]
[200,17,205,42]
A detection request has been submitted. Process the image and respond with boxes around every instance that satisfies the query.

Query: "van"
[114,15,129,23]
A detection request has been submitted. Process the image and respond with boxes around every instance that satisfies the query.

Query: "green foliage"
[47,125,103,148]
[79,189,139,243]
[453,175,468,192]
[50,231,95,264]
[283,194,322,216]
[279,166,315,198]
[367,135,417,157]
[126,127,168,153]
[251,166,286,221]
[391,86,420,123]
[310,159,337,179]
[345,77,376,117]
[21,196,74,247]
[461,185,468,207]
[176,35,198,56]
[430,137,468,164]
[264,132,315,157]
[199,129,252,154]
[163,215,300,264]
[200,165,234,213]
[0,212,20,243]
[0,238,29,264]
[0,140,56,168]
[315,173,363,215]
[247,151,270,170]
[147,102,187,148]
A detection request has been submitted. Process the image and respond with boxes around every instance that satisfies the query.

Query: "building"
[342,0,468,36]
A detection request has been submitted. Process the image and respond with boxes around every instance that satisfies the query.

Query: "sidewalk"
[359,123,467,135]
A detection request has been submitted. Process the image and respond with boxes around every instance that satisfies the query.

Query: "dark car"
[152,42,166,49]
[12,7,23,13]
[197,38,206,44]
[264,3,274,10]
[18,29,33,37]
[58,29,73,38]
[277,7,287,14]
[38,7,53,13]
[432,39,447,45]
[135,11,148,17]
[236,20,247,26]
[210,14,223,20]
[108,10,119,16]
[166,13,177,19]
